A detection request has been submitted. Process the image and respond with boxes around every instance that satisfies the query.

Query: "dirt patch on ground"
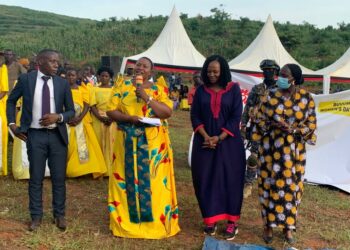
[303,238,331,249]
[0,218,26,249]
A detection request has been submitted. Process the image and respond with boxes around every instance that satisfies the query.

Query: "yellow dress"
[12,85,49,179]
[12,103,31,179]
[90,86,116,176]
[66,86,107,178]
[81,82,93,123]
[107,78,180,239]
[0,64,8,176]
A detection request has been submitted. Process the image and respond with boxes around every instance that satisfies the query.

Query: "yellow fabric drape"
[66,87,107,178]
[0,64,8,176]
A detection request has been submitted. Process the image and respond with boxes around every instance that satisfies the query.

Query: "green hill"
[0,6,349,70]
[0,5,94,35]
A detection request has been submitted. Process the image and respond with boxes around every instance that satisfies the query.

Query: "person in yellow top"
[0,63,8,175]
[66,68,107,178]
[169,87,180,110]
[106,57,180,239]
[90,66,116,176]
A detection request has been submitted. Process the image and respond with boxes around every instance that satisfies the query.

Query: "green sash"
[118,123,153,223]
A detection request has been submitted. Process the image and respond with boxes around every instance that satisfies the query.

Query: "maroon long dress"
[190,82,246,225]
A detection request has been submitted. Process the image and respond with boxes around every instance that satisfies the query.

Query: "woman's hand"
[128,115,141,125]
[102,117,113,126]
[98,115,112,126]
[97,115,106,123]
[272,120,291,132]
[68,117,82,127]
[135,84,149,102]
[202,136,219,149]
[279,121,293,133]
[9,124,27,141]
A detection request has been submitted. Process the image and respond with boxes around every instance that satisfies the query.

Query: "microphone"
[135,75,143,103]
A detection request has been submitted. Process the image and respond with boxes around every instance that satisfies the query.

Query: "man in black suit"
[6,49,74,231]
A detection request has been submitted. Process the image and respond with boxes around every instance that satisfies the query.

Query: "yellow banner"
[318,100,350,116]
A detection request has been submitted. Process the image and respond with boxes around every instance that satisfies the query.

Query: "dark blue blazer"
[6,70,75,145]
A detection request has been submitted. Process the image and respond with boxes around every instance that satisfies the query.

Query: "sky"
[0,0,350,28]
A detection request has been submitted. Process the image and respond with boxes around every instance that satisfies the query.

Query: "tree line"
[0,6,349,70]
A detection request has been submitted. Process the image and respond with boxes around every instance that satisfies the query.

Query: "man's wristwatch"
[57,114,64,123]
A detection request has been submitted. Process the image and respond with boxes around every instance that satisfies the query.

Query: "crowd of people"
[0,48,317,245]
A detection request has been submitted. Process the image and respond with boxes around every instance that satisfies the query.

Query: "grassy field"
[0,4,94,36]
[0,110,349,250]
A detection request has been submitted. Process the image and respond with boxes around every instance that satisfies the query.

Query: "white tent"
[228,15,316,75]
[119,7,205,73]
[315,47,350,94]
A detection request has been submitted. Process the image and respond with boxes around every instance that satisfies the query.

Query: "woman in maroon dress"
[190,55,246,240]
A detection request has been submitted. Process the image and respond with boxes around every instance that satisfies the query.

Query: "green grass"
[0,4,94,36]
[0,110,349,249]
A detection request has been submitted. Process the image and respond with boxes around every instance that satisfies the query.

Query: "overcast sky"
[1,0,350,28]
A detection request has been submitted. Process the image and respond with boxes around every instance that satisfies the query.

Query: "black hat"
[260,59,280,71]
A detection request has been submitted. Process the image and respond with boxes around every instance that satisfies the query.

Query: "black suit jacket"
[6,70,75,145]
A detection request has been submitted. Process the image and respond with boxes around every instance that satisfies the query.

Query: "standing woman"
[251,64,317,244]
[90,66,115,176]
[106,57,180,239]
[65,68,107,178]
[190,55,246,240]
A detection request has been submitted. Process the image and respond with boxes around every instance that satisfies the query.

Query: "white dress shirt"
[30,70,57,128]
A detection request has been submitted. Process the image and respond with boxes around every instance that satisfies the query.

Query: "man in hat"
[240,59,280,198]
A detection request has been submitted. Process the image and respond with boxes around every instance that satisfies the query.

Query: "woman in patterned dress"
[106,57,180,239]
[251,64,317,244]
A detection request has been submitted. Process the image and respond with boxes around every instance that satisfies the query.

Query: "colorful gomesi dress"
[66,86,107,178]
[107,77,180,239]
[251,87,317,230]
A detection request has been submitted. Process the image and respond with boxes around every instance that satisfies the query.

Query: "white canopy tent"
[228,15,316,76]
[315,47,350,94]
[119,6,205,73]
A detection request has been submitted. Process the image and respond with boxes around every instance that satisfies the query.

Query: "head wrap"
[286,64,304,85]
[19,58,30,66]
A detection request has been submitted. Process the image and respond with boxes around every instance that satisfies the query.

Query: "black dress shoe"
[54,217,67,231]
[28,218,42,231]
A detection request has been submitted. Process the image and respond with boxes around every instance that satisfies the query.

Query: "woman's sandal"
[283,228,295,244]
[262,226,273,244]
